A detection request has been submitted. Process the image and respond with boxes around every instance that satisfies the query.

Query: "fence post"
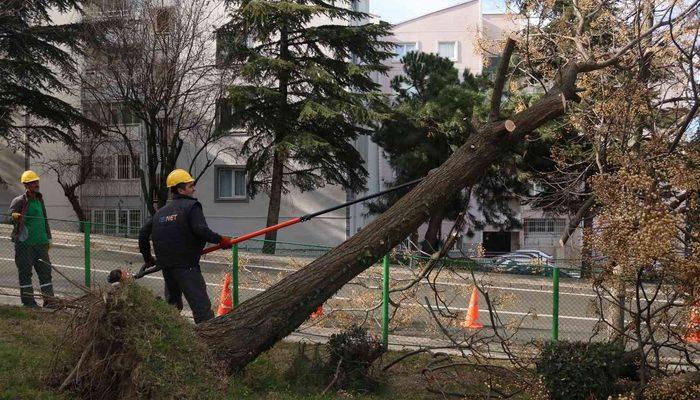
[83,221,91,288]
[232,243,239,308]
[382,254,390,349]
[551,265,559,341]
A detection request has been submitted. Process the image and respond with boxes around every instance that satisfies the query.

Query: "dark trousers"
[162,266,214,324]
[14,242,54,306]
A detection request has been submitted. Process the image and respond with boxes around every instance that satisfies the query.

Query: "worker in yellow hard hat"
[138,169,233,323]
[8,170,55,308]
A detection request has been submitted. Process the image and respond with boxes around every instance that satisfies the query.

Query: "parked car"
[490,251,580,278]
[513,249,553,262]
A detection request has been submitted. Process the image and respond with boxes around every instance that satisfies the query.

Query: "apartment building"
[347,0,583,261]
[2,0,581,260]
[3,0,365,248]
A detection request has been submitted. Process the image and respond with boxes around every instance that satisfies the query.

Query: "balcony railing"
[84,1,133,20]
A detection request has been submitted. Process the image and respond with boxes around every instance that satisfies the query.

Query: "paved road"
[0,235,613,344]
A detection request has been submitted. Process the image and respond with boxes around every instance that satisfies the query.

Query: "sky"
[369,0,507,24]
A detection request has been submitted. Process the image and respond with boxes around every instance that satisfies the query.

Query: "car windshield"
[494,254,537,264]
[514,250,551,258]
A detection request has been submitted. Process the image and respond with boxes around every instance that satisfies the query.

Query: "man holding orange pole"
[139,169,233,323]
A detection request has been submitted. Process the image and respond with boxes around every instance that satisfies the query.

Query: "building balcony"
[82,179,141,197]
[83,1,133,20]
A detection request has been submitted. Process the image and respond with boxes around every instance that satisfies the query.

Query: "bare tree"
[39,127,108,222]
[80,0,236,215]
[195,0,700,373]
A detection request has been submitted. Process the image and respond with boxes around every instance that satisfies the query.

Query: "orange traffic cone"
[310,304,324,318]
[460,287,484,329]
[684,301,700,343]
[216,273,233,317]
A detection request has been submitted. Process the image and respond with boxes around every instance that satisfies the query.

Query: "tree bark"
[489,39,517,122]
[197,64,581,370]
[421,208,445,253]
[262,152,284,254]
[581,210,594,278]
[559,194,596,247]
[262,20,290,255]
[63,185,86,222]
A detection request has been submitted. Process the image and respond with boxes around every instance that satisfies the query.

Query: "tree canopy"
[371,52,522,252]
[0,0,92,153]
[219,0,393,253]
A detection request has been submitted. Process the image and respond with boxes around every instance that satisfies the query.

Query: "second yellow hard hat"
[166,169,194,188]
[20,170,40,184]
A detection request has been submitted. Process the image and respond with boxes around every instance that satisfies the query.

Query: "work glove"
[219,236,233,249]
[11,212,21,221]
[108,269,123,284]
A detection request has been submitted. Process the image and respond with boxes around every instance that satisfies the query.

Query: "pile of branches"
[48,282,225,400]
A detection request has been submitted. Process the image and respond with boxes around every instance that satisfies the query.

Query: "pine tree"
[0,0,91,152]
[371,52,521,253]
[219,0,393,253]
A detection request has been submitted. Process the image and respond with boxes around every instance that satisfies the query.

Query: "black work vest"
[151,196,205,268]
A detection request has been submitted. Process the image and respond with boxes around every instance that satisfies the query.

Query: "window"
[104,209,117,235]
[83,101,139,126]
[131,154,141,178]
[215,29,252,68]
[109,103,139,126]
[129,209,141,237]
[523,218,566,237]
[215,99,233,132]
[216,167,247,200]
[215,30,232,67]
[91,153,139,180]
[83,101,108,124]
[86,0,131,18]
[91,208,141,237]
[155,7,174,34]
[91,210,103,234]
[119,209,128,231]
[437,41,458,61]
[215,99,246,134]
[84,48,106,74]
[394,42,418,61]
[92,155,114,179]
[117,155,131,179]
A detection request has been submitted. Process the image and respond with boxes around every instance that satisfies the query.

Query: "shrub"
[643,372,700,400]
[536,341,626,400]
[325,325,385,393]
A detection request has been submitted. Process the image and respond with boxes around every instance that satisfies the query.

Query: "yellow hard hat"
[166,169,194,188]
[20,170,40,184]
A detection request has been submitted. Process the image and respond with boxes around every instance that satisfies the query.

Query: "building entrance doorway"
[483,231,512,256]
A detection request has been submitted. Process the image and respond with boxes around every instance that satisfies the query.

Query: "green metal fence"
[1,213,580,347]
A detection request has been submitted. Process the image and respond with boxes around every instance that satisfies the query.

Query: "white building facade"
[348,1,583,262]
[2,0,367,249]
[1,0,582,261]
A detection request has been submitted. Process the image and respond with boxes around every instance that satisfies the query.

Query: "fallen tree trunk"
[196,8,692,365]
[196,60,588,372]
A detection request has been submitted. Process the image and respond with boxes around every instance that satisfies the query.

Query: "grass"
[0,306,68,400]
[0,303,529,399]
